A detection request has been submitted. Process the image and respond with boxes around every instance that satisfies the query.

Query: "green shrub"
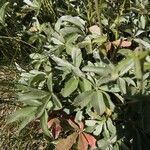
[6,0,150,149]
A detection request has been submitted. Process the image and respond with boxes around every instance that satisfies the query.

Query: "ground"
[0,65,47,150]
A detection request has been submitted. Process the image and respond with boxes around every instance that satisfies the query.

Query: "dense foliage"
[2,0,150,149]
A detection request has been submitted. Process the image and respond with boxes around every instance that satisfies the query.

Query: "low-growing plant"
[7,13,150,149]
[3,0,150,149]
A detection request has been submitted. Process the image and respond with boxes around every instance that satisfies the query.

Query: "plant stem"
[95,0,103,35]
[0,36,37,50]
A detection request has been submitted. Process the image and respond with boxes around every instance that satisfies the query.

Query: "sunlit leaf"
[61,77,79,97]
[18,114,36,132]
[79,78,92,92]
[112,39,132,48]
[56,132,78,150]
[82,66,111,76]
[134,54,142,80]
[78,133,88,150]
[7,106,37,124]
[91,91,106,115]
[47,73,53,92]
[117,78,127,94]
[71,47,82,67]
[134,39,150,50]
[0,2,9,25]
[73,90,94,108]
[89,25,101,35]
[99,84,120,93]
[140,15,146,29]
[92,35,107,45]
[52,94,62,110]
[40,110,50,137]
[68,119,79,130]
[36,94,52,118]
[83,132,97,149]
[46,118,62,139]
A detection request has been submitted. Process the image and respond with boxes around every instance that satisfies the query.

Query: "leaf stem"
[0,36,37,50]
[95,0,103,35]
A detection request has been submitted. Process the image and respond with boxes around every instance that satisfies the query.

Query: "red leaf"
[29,26,38,32]
[68,119,85,132]
[112,39,131,47]
[56,132,78,150]
[83,133,97,149]
[47,118,55,128]
[68,119,79,130]
[77,121,84,130]
[105,42,112,51]
[47,118,62,139]
[78,133,88,150]
[89,25,101,35]
[52,123,62,139]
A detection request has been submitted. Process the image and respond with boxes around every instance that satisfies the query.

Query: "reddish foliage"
[47,118,62,139]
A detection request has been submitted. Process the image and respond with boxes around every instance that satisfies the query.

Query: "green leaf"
[65,34,80,55]
[18,114,36,132]
[99,84,120,93]
[97,139,109,149]
[117,49,133,57]
[46,101,53,111]
[17,87,50,102]
[140,15,146,29]
[103,92,115,111]
[115,58,134,76]
[144,62,150,71]
[82,66,110,76]
[134,38,150,50]
[107,118,116,135]
[30,53,45,60]
[91,91,106,115]
[78,36,92,54]
[7,106,37,124]
[60,27,82,36]
[71,47,82,67]
[36,94,52,118]
[40,110,50,137]
[85,120,97,127]
[93,124,103,136]
[103,123,110,139]
[61,16,85,30]
[92,35,107,46]
[52,94,62,110]
[51,55,74,70]
[55,16,85,34]
[47,73,53,92]
[75,110,83,122]
[124,77,136,87]
[117,78,127,94]
[79,78,92,92]
[97,75,114,86]
[0,2,9,25]
[17,98,43,106]
[29,71,46,85]
[52,32,65,44]
[73,90,94,108]
[61,77,79,97]
[134,55,142,80]
[72,67,85,77]
[65,33,79,44]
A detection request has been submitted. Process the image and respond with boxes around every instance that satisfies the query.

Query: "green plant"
[7,11,150,149]
[4,0,150,149]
